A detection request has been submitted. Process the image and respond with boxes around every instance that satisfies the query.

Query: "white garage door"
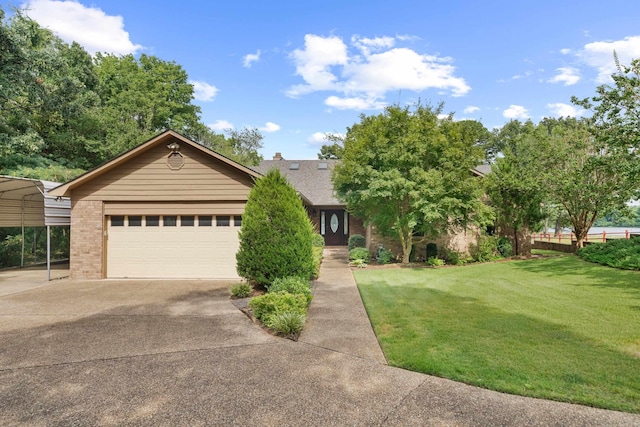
[106,215,241,279]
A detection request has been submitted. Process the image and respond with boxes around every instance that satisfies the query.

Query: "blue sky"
[7,0,640,159]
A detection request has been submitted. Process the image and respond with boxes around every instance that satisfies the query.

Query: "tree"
[317,133,345,159]
[236,168,315,286]
[223,127,264,166]
[541,117,636,248]
[333,104,490,263]
[485,123,547,256]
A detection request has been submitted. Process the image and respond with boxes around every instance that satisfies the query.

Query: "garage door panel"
[107,216,240,279]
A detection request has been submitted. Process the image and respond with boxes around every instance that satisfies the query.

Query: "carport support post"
[46,225,51,281]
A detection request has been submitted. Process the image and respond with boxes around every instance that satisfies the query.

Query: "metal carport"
[0,176,71,280]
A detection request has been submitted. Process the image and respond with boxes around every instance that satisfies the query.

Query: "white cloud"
[546,103,585,118]
[287,33,470,109]
[259,122,281,133]
[503,105,529,120]
[22,0,142,55]
[547,67,581,86]
[560,48,572,55]
[324,96,385,110]
[307,132,344,145]
[243,50,261,68]
[208,120,234,131]
[464,105,480,114]
[579,35,640,82]
[190,80,219,101]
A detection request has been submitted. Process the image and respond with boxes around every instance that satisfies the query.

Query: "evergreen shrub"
[348,234,366,250]
[236,169,315,287]
[349,247,370,262]
[268,276,313,304]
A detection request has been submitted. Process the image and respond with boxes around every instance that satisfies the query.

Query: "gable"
[50,131,260,202]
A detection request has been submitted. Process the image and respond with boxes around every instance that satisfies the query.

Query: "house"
[49,130,260,280]
[253,154,365,247]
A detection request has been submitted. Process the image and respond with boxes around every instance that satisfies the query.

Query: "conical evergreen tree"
[236,168,314,286]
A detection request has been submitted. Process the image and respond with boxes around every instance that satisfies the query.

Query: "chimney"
[273,152,284,160]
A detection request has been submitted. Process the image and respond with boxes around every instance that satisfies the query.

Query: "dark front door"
[321,210,347,246]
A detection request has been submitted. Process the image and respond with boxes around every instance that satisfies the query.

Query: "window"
[181,215,195,226]
[234,216,242,227]
[111,216,124,227]
[128,216,142,227]
[146,216,159,227]
[198,215,212,226]
[216,216,230,226]
[318,162,328,170]
[289,162,300,170]
[163,215,177,227]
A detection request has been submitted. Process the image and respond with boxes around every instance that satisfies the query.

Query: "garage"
[106,214,242,279]
[49,130,260,280]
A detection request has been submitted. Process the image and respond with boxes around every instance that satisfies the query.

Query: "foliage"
[377,248,395,264]
[317,133,344,159]
[348,259,368,268]
[312,246,323,279]
[236,168,315,286]
[441,248,468,266]
[349,247,370,262]
[426,256,445,266]
[268,276,313,304]
[497,236,513,258]
[594,206,640,227]
[426,243,438,259]
[267,312,306,337]
[469,235,500,262]
[333,103,491,263]
[229,283,252,298]
[577,238,640,270]
[248,291,309,324]
[356,259,640,413]
[0,226,69,268]
[347,234,366,250]
[485,120,546,256]
[312,233,325,248]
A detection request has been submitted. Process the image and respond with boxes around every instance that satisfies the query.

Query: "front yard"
[355,254,640,413]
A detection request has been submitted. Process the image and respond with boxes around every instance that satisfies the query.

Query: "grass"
[355,255,640,413]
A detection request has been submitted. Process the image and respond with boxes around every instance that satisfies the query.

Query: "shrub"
[470,235,500,262]
[229,283,252,298]
[578,238,640,270]
[267,312,306,336]
[426,256,445,266]
[497,236,513,258]
[312,233,325,248]
[268,276,313,305]
[426,243,438,259]
[312,246,323,278]
[442,248,467,266]
[236,168,315,287]
[377,248,395,264]
[349,247,370,262]
[248,292,308,324]
[349,258,368,268]
[348,234,366,250]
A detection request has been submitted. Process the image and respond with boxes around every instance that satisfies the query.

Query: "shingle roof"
[253,159,342,206]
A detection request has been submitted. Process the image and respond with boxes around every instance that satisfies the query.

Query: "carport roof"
[0,176,70,227]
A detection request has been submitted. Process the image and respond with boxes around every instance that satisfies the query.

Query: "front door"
[321,210,347,246]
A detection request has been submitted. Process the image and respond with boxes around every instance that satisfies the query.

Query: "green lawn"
[355,255,640,413]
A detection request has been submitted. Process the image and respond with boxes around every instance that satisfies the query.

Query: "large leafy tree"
[485,120,547,256]
[333,104,490,263]
[541,117,636,248]
[236,168,315,286]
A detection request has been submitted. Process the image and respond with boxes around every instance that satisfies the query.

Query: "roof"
[49,130,262,198]
[253,159,341,206]
[0,176,71,227]
[472,164,492,177]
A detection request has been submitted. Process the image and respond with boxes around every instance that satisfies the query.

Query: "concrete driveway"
[1,273,638,426]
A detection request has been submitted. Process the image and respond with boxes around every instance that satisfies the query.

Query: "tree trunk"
[400,230,412,264]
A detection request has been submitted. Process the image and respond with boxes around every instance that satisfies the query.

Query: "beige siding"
[72,139,254,202]
[104,202,246,215]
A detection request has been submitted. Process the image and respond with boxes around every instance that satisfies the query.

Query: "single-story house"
[51,130,488,279]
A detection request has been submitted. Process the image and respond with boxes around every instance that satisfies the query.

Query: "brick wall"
[70,200,103,279]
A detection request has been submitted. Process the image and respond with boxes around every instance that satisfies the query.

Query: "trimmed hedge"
[348,234,366,251]
[577,238,640,270]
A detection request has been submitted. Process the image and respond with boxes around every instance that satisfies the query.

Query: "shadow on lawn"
[511,255,640,296]
[361,283,640,413]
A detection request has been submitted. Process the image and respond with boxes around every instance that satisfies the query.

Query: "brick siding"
[70,200,103,279]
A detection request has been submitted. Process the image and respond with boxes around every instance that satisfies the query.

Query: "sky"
[5,0,640,159]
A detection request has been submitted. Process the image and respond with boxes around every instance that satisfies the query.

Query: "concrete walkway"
[300,247,387,364]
